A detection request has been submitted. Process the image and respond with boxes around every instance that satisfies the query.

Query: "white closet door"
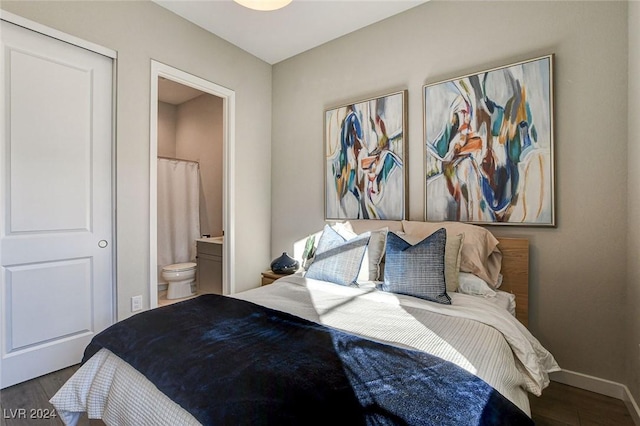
[0,20,114,388]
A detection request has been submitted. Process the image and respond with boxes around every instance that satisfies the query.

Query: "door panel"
[9,48,91,233]
[1,20,114,388]
[7,259,92,350]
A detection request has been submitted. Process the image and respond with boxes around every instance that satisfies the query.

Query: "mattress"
[51,275,559,425]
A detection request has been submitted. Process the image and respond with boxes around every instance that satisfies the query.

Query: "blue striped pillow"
[382,229,450,304]
[305,225,370,286]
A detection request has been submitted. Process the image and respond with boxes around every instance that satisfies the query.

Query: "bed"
[50,220,560,425]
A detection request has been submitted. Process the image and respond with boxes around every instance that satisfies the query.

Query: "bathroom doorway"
[149,61,236,308]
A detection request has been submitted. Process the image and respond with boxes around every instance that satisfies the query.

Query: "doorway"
[149,61,236,308]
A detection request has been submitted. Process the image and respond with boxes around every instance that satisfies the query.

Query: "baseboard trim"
[550,369,640,425]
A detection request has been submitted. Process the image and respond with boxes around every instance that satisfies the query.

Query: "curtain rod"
[157,156,199,166]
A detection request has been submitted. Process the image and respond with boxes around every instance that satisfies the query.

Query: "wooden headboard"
[495,238,529,327]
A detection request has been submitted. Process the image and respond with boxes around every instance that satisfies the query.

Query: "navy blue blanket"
[83,294,532,426]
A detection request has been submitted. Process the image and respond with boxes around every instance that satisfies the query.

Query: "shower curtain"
[157,158,200,281]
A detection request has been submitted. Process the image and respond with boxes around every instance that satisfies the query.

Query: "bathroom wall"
[176,94,224,238]
[158,102,177,157]
[157,94,224,238]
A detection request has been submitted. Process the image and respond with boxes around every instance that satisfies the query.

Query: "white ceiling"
[153,0,429,65]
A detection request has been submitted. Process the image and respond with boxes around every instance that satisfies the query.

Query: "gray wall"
[627,0,640,405]
[1,0,273,317]
[158,102,177,157]
[175,94,224,238]
[272,0,630,389]
[158,94,224,240]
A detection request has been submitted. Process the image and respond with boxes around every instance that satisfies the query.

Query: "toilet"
[161,262,197,299]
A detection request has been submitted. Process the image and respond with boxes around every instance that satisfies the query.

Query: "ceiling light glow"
[233,0,292,12]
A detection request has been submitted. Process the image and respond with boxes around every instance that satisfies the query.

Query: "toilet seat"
[162,262,196,272]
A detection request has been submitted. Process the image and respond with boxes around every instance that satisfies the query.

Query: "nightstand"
[261,270,292,285]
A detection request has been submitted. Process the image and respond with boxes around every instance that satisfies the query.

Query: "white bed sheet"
[51,276,559,425]
[358,279,517,317]
[486,290,517,316]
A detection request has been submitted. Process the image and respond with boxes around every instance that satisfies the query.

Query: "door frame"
[149,61,236,308]
[0,11,116,59]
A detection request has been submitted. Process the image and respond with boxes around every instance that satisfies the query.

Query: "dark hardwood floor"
[1,366,636,425]
[0,365,104,426]
[529,381,636,425]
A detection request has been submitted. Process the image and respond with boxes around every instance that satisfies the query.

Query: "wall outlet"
[131,295,143,312]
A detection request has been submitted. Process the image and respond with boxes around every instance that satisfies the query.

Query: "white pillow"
[304,224,370,286]
[495,273,504,289]
[332,222,388,282]
[457,272,497,297]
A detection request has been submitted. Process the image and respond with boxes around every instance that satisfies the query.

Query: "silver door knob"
[98,240,108,248]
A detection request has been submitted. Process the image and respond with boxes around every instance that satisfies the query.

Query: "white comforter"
[51,276,559,425]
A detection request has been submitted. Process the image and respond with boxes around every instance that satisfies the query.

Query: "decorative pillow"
[403,232,464,293]
[305,225,370,286]
[344,221,399,281]
[361,228,387,281]
[444,233,464,292]
[331,222,388,282]
[457,272,497,297]
[382,229,450,304]
[401,220,502,287]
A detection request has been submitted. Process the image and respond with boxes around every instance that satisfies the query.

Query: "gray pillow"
[305,225,370,286]
[381,228,450,304]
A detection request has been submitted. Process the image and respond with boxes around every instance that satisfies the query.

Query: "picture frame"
[423,55,555,226]
[325,90,408,220]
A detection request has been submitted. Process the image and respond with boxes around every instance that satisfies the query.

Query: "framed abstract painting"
[325,90,407,220]
[423,55,555,226]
